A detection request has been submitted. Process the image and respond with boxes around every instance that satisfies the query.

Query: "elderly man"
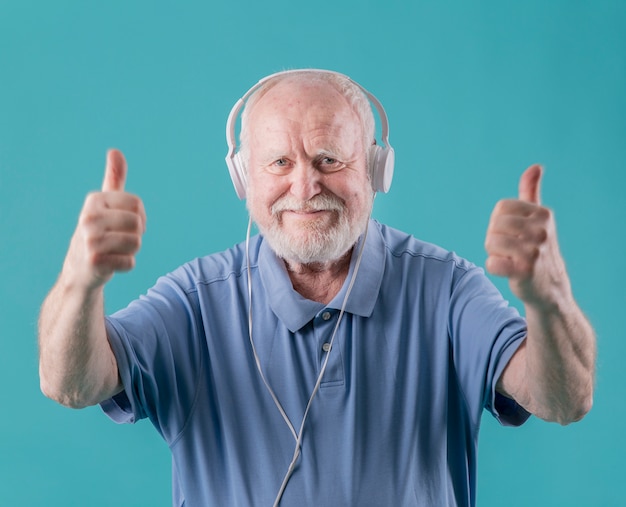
[38,69,595,506]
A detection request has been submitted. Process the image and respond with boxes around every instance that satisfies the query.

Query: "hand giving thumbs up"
[63,149,147,290]
[485,164,571,306]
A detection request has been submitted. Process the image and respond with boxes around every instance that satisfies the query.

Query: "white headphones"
[225,69,395,199]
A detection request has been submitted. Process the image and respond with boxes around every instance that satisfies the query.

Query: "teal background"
[1,0,624,505]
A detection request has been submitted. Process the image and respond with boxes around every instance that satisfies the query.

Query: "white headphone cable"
[245,215,369,506]
[271,219,369,506]
[245,216,299,442]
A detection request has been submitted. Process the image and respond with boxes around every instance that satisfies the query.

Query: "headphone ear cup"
[368,145,395,193]
[227,152,248,199]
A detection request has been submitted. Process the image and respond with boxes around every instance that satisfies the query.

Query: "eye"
[317,156,343,172]
[274,158,288,167]
[266,157,292,174]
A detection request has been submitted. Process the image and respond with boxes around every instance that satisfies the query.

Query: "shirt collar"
[258,219,385,332]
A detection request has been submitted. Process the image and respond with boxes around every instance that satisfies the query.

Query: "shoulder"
[373,220,475,275]
[111,238,260,334]
[163,236,261,294]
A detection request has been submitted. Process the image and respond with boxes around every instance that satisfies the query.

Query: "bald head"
[238,71,375,173]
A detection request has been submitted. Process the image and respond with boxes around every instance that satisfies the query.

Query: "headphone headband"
[225,69,394,199]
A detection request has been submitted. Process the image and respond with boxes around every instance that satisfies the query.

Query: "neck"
[283,250,352,304]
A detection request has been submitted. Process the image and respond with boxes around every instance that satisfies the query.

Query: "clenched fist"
[485,164,570,306]
[63,149,147,290]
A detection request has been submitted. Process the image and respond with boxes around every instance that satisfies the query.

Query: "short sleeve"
[448,266,531,427]
[99,273,204,442]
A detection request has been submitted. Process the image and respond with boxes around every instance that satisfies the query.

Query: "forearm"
[522,292,596,424]
[487,165,597,424]
[38,273,121,409]
[38,149,143,408]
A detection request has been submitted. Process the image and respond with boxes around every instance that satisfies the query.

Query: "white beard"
[249,192,372,265]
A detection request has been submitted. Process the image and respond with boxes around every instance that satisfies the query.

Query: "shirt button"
[322,311,332,321]
[322,342,331,352]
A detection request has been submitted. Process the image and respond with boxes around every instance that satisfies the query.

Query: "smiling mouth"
[278,208,337,225]
[281,209,331,219]
[288,209,327,214]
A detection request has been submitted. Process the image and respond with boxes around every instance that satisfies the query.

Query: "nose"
[289,161,322,201]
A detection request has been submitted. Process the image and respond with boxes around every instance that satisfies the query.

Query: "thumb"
[518,164,543,204]
[102,149,127,192]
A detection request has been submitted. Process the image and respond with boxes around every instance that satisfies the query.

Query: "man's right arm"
[38,149,146,408]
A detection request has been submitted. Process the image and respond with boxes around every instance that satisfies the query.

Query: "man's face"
[245,79,374,265]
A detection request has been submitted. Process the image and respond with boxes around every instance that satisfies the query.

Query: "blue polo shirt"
[101,219,529,507]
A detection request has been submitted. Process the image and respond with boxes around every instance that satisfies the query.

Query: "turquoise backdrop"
[1,1,624,505]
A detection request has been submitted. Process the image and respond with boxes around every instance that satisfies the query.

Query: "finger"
[518,164,543,205]
[485,231,542,261]
[487,214,528,237]
[102,149,127,192]
[105,194,146,233]
[491,198,538,219]
[485,252,536,280]
[88,231,143,257]
[81,209,145,237]
[485,254,514,278]
[84,190,146,233]
[93,252,137,274]
[84,231,142,282]
[487,215,549,243]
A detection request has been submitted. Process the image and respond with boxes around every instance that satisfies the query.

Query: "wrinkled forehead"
[250,78,353,118]
[247,79,363,139]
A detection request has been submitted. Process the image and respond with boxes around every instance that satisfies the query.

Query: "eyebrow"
[256,147,344,163]
[253,139,358,165]
[315,139,356,158]
[256,151,292,165]
[315,148,341,159]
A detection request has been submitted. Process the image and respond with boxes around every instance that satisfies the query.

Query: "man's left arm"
[485,164,596,425]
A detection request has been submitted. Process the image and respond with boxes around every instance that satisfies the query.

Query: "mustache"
[271,194,344,214]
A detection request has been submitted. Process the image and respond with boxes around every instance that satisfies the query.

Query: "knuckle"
[116,233,142,255]
[493,199,507,214]
[129,195,144,213]
[85,233,102,252]
[132,214,144,233]
[536,227,548,244]
[87,250,107,271]
[529,245,541,261]
[128,234,142,252]
[115,255,135,272]
[522,224,547,245]
[83,192,106,212]
[78,208,101,230]
[484,234,495,251]
[83,191,99,206]
[536,206,552,221]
